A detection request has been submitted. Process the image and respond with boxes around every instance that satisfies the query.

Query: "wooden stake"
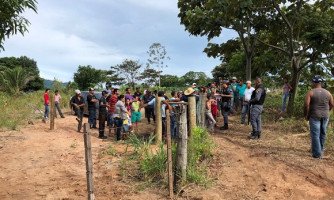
[188,95,196,137]
[199,93,207,127]
[50,93,55,130]
[84,123,95,200]
[155,96,162,143]
[175,105,188,190]
[166,109,174,199]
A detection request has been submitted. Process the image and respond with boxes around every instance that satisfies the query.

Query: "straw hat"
[184,87,195,95]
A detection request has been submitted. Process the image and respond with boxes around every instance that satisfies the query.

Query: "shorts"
[131,111,142,123]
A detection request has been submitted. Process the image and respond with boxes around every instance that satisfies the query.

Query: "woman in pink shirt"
[55,90,65,118]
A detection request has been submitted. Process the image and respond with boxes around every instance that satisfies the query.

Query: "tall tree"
[181,71,210,86]
[147,43,170,87]
[0,0,37,50]
[0,56,43,91]
[111,59,142,89]
[140,67,160,87]
[254,0,334,114]
[161,74,184,87]
[73,65,108,90]
[0,66,35,95]
[178,0,260,80]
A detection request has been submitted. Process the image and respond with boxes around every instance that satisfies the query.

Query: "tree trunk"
[287,57,302,116]
[245,54,252,81]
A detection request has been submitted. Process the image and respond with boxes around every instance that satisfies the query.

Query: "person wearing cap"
[98,90,109,139]
[218,81,233,130]
[249,77,266,139]
[87,88,98,129]
[71,90,85,131]
[241,81,255,125]
[192,83,199,93]
[304,75,333,158]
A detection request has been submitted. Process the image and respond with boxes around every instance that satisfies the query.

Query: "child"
[124,98,132,133]
[206,95,217,132]
[131,96,142,132]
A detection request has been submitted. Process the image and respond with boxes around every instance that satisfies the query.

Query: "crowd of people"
[42,75,333,159]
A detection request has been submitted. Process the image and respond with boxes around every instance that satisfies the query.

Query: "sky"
[0,0,236,82]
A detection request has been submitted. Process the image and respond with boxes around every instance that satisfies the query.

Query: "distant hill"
[43,79,69,88]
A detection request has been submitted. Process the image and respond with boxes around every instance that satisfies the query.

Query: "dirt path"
[0,114,334,199]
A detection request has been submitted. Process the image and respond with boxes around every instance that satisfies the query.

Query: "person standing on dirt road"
[241,81,255,125]
[219,81,233,130]
[54,90,65,118]
[282,78,292,113]
[98,90,109,139]
[43,89,50,122]
[87,88,98,129]
[113,95,129,141]
[71,90,85,131]
[249,77,266,140]
[304,75,334,158]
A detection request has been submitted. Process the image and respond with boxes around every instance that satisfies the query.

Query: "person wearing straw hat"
[71,90,85,132]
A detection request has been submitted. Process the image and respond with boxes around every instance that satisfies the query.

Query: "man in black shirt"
[71,90,85,132]
[133,87,142,99]
[98,91,108,139]
[87,88,98,129]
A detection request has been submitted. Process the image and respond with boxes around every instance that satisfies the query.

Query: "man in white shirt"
[241,81,255,124]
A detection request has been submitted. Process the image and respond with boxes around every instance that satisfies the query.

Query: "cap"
[184,87,195,95]
[75,89,81,94]
[246,80,251,84]
[232,77,237,80]
[223,80,229,84]
[192,83,197,86]
[102,90,108,95]
[312,75,324,83]
[89,87,95,91]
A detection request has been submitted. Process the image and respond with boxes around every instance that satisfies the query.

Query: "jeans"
[282,93,289,112]
[250,105,263,132]
[55,102,64,117]
[309,117,329,158]
[205,110,216,131]
[88,107,97,128]
[114,118,123,140]
[241,104,250,124]
[44,104,49,119]
[108,113,114,127]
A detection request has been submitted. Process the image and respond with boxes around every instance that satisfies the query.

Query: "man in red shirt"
[108,88,119,127]
[43,89,50,122]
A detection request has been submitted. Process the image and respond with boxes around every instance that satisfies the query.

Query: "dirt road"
[0,114,333,199]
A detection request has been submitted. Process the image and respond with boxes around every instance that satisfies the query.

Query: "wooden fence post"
[84,123,95,200]
[155,96,162,143]
[50,93,55,130]
[175,104,188,190]
[200,93,207,127]
[188,95,196,137]
[166,109,174,199]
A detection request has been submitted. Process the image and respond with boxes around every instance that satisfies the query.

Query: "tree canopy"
[73,65,109,90]
[0,0,37,50]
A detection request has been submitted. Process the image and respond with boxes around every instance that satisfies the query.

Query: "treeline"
[73,43,212,90]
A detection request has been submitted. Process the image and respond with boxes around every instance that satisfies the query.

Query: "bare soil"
[0,111,334,200]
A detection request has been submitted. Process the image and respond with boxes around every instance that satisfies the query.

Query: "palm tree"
[0,66,35,95]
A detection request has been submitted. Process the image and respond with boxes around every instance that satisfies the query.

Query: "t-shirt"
[99,96,107,113]
[125,93,134,101]
[244,87,255,102]
[134,92,142,99]
[54,94,61,103]
[132,101,140,112]
[87,94,97,108]
[108,94,118,113]
[148,97,166,118]
[237,84,247,97]
[44,92,49,105]
[71,95,85,111]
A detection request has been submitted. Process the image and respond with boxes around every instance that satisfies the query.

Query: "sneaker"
[61,116,65,118]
